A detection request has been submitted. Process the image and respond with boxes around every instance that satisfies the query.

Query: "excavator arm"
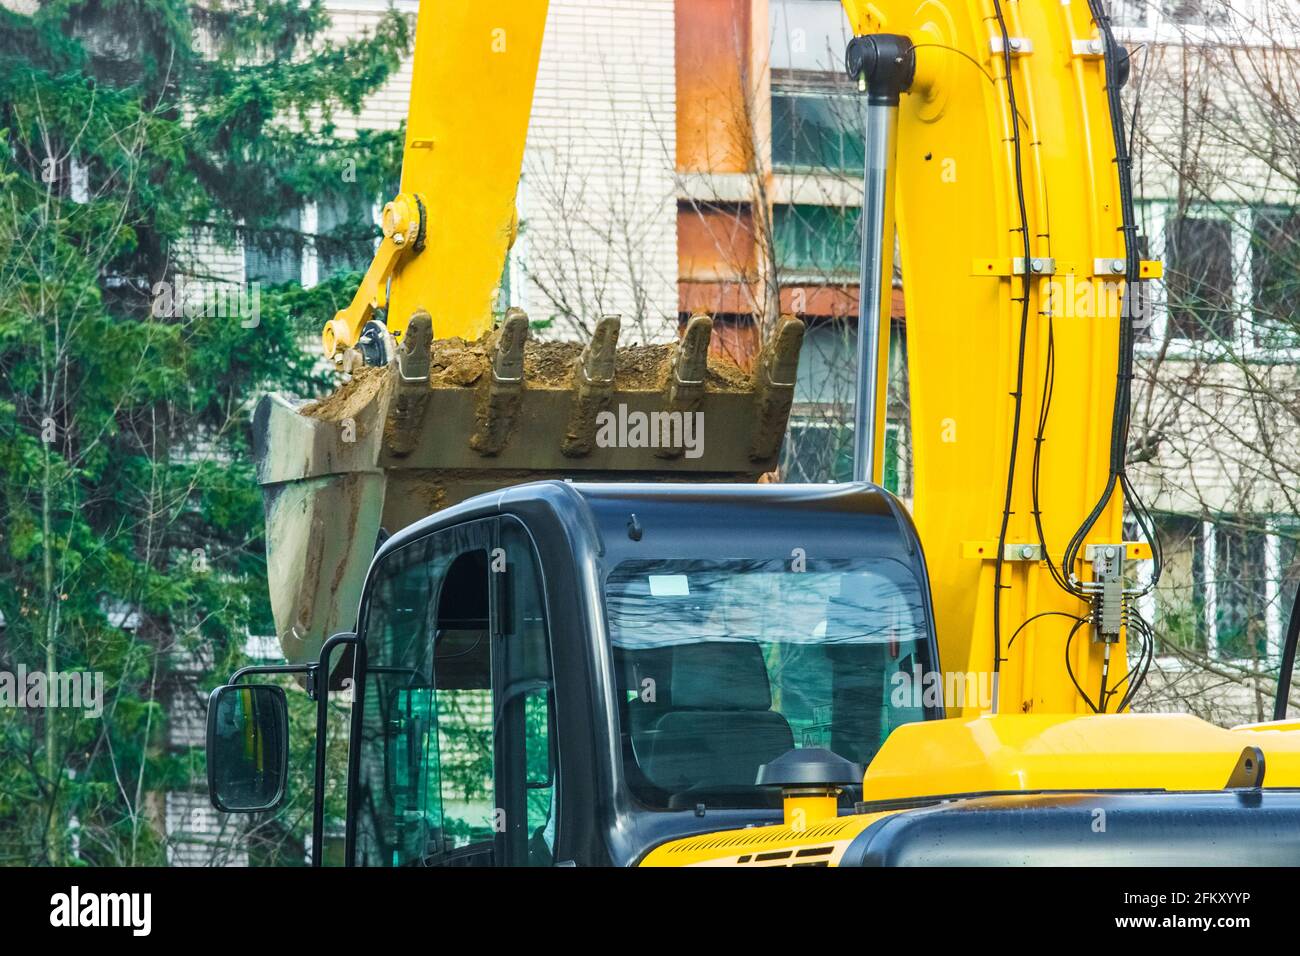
[323,2,549,359]
[300,0,1159,714]
[843,0,1164,715]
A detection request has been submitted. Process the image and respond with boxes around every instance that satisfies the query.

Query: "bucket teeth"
[387,310,433,457]
[470,307,529,455]
[562,314,621,457]
[750,314,805,462]
[658,313,712,459]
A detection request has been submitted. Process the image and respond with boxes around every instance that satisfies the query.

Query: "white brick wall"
[310,1,682,343]
[516,0,679,343]
[176,227,244,285]
[165,790,249,867]
[321,1,417,137]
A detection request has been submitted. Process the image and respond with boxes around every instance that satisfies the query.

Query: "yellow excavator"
[206,0,1300,866]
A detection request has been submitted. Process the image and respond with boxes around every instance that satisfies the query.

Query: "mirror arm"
[230,662,312,685]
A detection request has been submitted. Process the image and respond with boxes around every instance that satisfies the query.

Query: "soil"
[301,365,387,421]
[427,332,752,392]
[301,332,755,425]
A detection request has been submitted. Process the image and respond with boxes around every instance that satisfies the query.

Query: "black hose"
[989,0,1035,700]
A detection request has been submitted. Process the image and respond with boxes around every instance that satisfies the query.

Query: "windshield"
[605,557,933,811]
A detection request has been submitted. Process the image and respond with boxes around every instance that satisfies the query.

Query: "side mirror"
[207,684,290,813]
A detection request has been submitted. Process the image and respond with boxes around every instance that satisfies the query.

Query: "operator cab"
[209,481,941,867]
[357,481,940,865]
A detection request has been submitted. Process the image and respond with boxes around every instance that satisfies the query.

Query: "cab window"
[351,517,556,866]
[606,556,932,811]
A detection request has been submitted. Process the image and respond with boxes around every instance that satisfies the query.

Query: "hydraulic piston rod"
[847,34,914,483]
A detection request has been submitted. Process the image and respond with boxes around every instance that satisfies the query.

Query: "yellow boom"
[323,1,550,357]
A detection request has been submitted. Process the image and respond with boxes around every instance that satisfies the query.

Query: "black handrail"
[1274,583,1300,721]
[312,631,361,867]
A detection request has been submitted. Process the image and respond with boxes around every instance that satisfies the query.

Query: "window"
[315,195,376,278]
[782,421,853,484]
[245,208,303,286]
[1151,515,1207,654]
[607,557,931,810]
[1151,514,1298,664]
[1160,0,1229,26]
[495,519,558,866]
[780,319,910,493]
[1110,0,1151,28]
[772,90,864,172]
[774,203,860,275]
[1167,215,1234,341]
[1214,524,1269,661]
[352,517,555,867]
[779,420,907,494]
[1142,201,1300,357]
[1250,209,1300,349]
[1109,0,1231,31]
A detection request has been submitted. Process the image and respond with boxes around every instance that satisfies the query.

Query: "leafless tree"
[1119,0,1300,722]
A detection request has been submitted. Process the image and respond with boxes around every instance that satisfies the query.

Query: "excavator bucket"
[253,310,805,664]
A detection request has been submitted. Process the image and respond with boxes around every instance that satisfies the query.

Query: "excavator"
[205,0,1300,866]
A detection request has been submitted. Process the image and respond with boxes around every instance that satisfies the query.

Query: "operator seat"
[638,641,794,796]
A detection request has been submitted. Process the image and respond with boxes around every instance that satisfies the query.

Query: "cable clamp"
[990,36,1034,55]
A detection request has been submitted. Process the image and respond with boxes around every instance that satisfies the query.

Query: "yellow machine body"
[642,713,1300,866]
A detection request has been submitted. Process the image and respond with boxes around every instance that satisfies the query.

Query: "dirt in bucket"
[300,364,388,421]
[428,333,752,392]
[303,331,754,411]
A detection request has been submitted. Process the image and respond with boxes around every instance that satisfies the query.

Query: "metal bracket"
[971,257,1055,277]
[1089,258,1163,278]
[1225,746,1266,789]
[963,541,1044,561]
[1015,257,1055,276]
[990,36,1033,55]
[1083,542,1153,561]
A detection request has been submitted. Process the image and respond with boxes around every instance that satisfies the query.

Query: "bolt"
[1031,258,1046,274]
[1009,38,1023,52]
[1104,546,1116,559]
[393,232,406,246]
[1111,258,1125,274]
[1090,39,1103,54]
[1020,545,1035,559]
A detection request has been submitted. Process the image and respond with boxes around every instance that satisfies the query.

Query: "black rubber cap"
[844,34,916,105]
[756,748,863,788]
